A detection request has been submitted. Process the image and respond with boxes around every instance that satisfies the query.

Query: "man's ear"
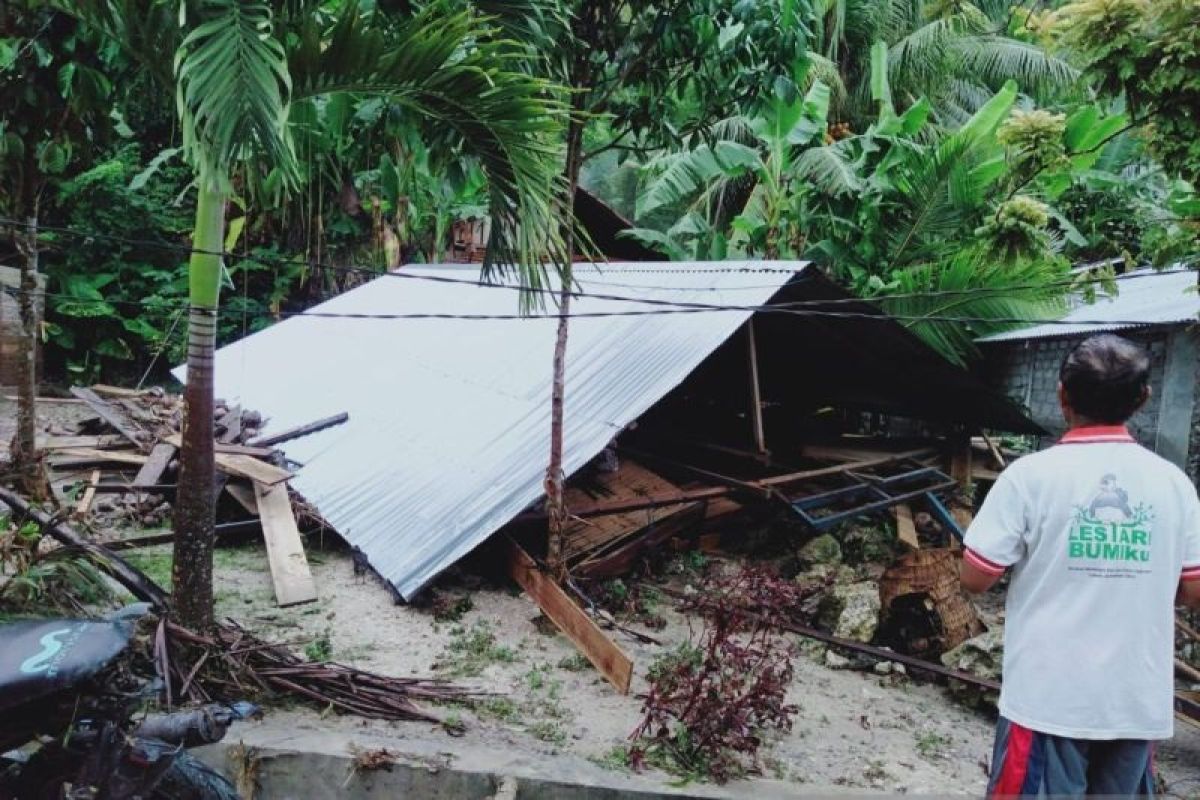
[1137,384,1152,411]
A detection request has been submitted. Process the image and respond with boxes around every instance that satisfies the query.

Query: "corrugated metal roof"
[177,262,804,599]
[978,267,1199,343]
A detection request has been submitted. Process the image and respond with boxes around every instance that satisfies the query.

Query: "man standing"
[962,333,1200,797]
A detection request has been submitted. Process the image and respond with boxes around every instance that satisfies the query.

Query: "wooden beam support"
[505,538,633,694]
[253,481,318,607]
[74,469,100,516]
[215,453,293,486]
[745,320,766,456]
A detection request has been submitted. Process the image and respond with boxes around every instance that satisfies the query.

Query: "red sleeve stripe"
[965,548,1008,576]
[1182,565,1200,582]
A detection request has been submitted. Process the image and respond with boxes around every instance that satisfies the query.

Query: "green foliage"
[0,516,114,616]
[436,620,518,677]
[304,629,333,662]
[1057,0,1200,186]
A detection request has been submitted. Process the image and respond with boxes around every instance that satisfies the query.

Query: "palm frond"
[287,2,567,291]
[637,142,762,218]
[794,143,862,196]
[953,36,1079,98]
[175,0,295,191]
[880,248,1071,365]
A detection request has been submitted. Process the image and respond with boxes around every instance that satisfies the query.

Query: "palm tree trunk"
[12,214,44,497]
[545,91,588,580]
[172,184,226,630]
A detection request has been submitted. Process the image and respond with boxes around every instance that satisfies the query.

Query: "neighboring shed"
[978,267,1200,474]
[183,261,1035,599]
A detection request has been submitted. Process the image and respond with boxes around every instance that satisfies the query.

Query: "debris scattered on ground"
[940,628,1004,708]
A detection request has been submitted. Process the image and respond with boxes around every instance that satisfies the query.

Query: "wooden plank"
[979,432,1007,469]
[216,452,292,485]
[69,386,149,451]
[505,538,633,694]
[562,461,691,561]
[253,481,317,607]
[225,481,259,515]
[894,503,919,549]
[75,469,100,516]
[37,434,128,451]
[91,384,145,398]
[574,502,707,580]
[56,448,149,466]
[249,412,349,447]
[133,443,177,488]
[162,433,276,458]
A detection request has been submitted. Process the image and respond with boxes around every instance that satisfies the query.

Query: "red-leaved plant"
[627,566,814,783]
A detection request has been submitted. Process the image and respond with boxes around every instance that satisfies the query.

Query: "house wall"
[981,327,1198,473]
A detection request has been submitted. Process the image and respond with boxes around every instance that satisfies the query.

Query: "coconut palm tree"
[810,0,1078,126]
[64,0,565,629]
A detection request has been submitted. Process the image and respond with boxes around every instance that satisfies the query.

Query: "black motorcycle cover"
[0,619,134,712]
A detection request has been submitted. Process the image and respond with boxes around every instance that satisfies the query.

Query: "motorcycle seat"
[0,619,135,712]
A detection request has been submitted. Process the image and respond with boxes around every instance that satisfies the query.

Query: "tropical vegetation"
[2,0,1197,623]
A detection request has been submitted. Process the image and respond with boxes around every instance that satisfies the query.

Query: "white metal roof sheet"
[978,267,1198,343]
[177,261,805,598]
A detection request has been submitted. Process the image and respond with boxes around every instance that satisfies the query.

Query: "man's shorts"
[988,716,1156,797]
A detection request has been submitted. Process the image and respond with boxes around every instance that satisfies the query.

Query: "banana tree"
[627,76,833,259]
[67,0,565,629]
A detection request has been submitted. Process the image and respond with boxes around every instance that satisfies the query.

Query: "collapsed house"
[183,262,1037,612]
[979,266,1200,473]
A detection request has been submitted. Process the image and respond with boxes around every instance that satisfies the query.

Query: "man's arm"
[1179,568,1200,608]
[961,558,1003,593]
[961,548,1007,593]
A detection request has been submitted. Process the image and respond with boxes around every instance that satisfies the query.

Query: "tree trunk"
[545,87,589,579]
[12,214,45,497]
[172,184,226,631]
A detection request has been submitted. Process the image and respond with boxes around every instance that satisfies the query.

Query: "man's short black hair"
[1059,334,1150,423]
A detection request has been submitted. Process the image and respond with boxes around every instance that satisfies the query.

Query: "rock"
[873,661,894,675]
[825,650,852,669]
[798,533,842,566]
[818,581,882,643]
[941,627,1003,679]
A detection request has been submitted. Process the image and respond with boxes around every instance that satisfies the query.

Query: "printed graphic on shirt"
[1067,474,1156,570]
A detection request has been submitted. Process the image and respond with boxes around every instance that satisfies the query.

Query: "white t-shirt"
[965,425,1200,740]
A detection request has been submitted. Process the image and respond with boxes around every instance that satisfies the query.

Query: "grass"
[436,620,517,678]
[915,731,951,760]
[477,697,520,723]
[557,653,592,672]
[590,745,631,772]
[123,548,173,588]
[527,720,567,746]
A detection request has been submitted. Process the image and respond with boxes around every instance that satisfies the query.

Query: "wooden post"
[746,319,766,457]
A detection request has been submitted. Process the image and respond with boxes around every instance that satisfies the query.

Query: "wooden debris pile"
[158,618,473,724]
[38,384,348,608]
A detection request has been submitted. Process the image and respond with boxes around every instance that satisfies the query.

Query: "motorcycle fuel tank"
[0,619,135,711]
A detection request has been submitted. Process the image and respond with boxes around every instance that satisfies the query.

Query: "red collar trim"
[1058,425,1135,444]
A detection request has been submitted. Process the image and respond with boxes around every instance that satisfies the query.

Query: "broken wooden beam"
[253,481,318,607]
[133,442,177,489]
[55,447,149,467]
[506,537,633,694]
[574,502,707,580]
[160,433,276,458]
[75,469,101,516]
[894,503,919,549]
[225,482,259,515]
[215,453,292,486]
[249,412,349,448]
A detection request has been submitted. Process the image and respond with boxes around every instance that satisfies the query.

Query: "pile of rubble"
[35,385,346,608]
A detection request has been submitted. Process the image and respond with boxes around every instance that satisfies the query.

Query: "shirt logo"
[1068,474,1155,563]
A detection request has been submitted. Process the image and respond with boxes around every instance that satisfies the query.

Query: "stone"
[798,533,842,566]
[873,661,893,675]
[825,650,851,669]
[941,627,1003,707]
[818,582,882,643]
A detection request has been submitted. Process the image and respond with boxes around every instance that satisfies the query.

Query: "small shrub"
[627,566,803,784]
[557,653,592,672]
[305,630,333,662]
[431,591,473,622]
[915,731,951,760]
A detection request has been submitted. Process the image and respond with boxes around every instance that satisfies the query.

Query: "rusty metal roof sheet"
[978,267,1199,343]
[177,262,805,599]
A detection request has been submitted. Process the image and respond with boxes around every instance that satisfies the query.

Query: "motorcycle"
[0,604,250,799]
